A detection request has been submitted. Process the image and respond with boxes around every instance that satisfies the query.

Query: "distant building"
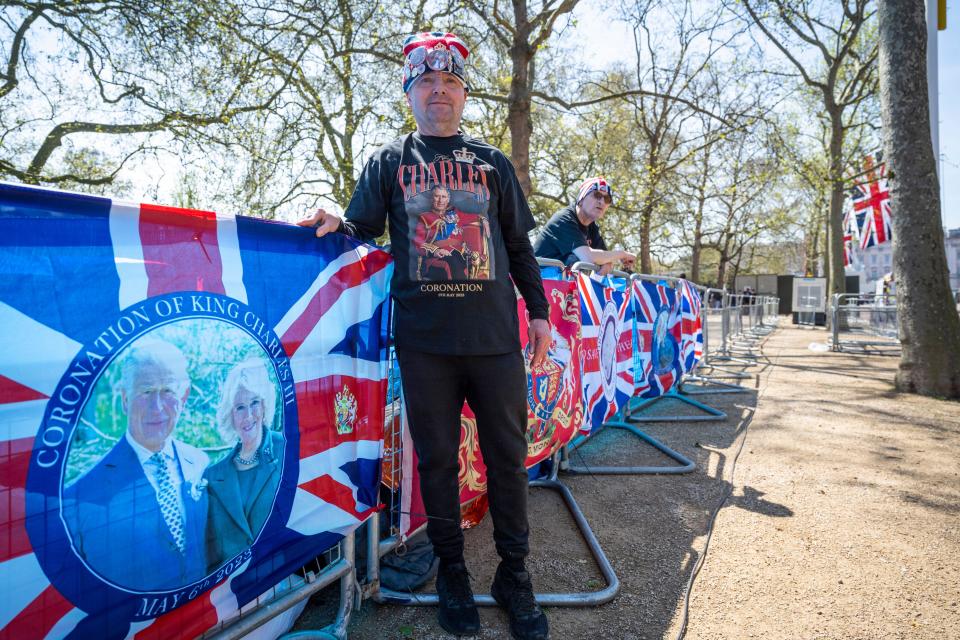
[946,228,960,292]
[846,242,893,293]
[846,227,960,294]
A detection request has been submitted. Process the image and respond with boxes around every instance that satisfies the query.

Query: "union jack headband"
[577,177,615,205]
[402,32,470,93]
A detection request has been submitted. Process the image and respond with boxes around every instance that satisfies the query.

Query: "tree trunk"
[691,224,702,283]
[639,201,653,273]
[826,111,846,297]
[691,153,709,283]
[718,241,733,289]
[508,0,534,196]
[806,215,821,276]
[878,0,960,397]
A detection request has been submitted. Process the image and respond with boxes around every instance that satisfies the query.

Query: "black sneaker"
[491,562,550,640]
[435,562,481,636]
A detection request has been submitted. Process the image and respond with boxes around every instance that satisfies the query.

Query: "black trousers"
[396,349,530,564]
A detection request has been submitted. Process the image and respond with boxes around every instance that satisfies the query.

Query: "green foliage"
[64,319,282,486]
[1,0,881,270]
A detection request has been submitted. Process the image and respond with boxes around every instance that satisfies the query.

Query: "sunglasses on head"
[404,45,465,86]
[587,182,614,203]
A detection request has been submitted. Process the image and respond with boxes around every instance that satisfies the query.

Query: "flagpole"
[927,0,939,179]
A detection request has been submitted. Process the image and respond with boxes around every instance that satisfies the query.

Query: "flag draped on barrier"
[577,273,634,435]
[631,279,683,399]
[518,278,584,466]
[0,183,392,639]
[677,279,704,373]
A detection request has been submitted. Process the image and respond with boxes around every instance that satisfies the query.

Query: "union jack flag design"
[631,279,683,399]
[849,152,892,250]
[842,207,860,267]
[576,273,634,435]
[677,280,703,373]
[0,183,392,639]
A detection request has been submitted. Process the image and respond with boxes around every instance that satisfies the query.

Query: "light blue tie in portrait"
[150,452,186,552]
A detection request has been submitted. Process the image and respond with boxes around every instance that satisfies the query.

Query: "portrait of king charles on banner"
[410,181,492,282]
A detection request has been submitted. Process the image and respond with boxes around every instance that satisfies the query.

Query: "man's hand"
[296,208,342,238]
[618,250,636,269]
[598,263,614,276]
[527,318,551,369]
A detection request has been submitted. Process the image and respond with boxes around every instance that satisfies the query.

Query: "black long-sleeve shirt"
[337,130,549,355]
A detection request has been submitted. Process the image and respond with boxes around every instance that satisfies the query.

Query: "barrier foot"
[317,532,358,640]
[373,461,620,607]
[561,421,695,475]
[710,354,758,368]
[727,343,760,354]
[625,390,726,423]
[699,361,752,379]
[679,375,753,395]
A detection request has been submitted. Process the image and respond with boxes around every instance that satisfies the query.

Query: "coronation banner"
[631,278,683,399]
[677,279,704,374]
[577,273,634,436]
[0,183,392,639]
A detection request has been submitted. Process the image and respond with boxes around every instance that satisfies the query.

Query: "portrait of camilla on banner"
[0,183,392,639]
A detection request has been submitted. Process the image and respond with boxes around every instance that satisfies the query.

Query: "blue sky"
[937,1,959,229]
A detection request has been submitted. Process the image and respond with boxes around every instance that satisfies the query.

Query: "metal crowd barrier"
[704,292,779,368]
[680,287,753,394]
[830,293,899,352]
[280,271,785,634]
[361,257,620,609]
[560,264,698,474]
[205,535,356,640]
[366,450,620,608]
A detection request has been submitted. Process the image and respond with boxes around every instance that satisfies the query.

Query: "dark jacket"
[204,429,284,571]
[533,204,607,267]
[62,437,210,591]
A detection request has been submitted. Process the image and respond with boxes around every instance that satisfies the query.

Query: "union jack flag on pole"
[0,183,392,639]
[849,152,892,250]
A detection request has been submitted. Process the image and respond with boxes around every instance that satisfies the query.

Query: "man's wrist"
[529,308,550,321]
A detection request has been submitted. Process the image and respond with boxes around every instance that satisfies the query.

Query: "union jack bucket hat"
[401,32,470,93]
[577,176,615,205]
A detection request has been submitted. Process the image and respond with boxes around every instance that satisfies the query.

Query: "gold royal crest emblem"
[335,385,358,435]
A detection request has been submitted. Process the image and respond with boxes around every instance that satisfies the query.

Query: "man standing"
[63,339,209,591]
[300,31,550,640]
[534,176,636,275]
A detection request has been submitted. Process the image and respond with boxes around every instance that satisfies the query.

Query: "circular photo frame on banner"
[652,307,678,375]
[26,292,298,620]
[598,300,619,403]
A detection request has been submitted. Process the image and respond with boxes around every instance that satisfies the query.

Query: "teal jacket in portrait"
[204,429,284,572]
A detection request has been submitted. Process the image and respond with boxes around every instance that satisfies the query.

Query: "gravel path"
[681,325,960,640]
